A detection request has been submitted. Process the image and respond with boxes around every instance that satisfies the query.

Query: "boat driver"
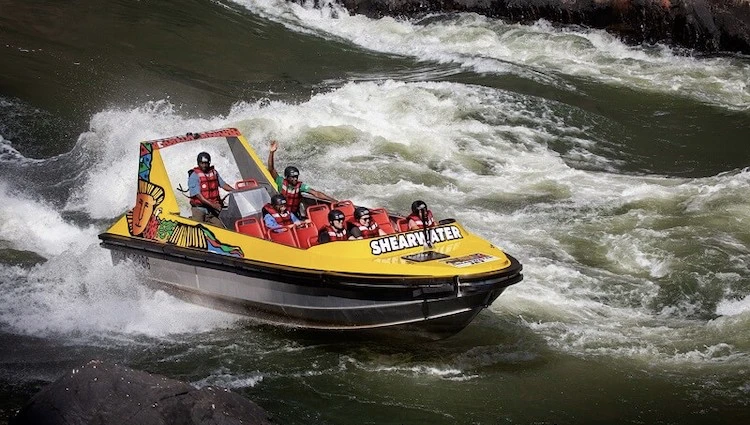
[407,200,436,230]
[348,207,387,239]
[263,194,301,230]
[267,140,338,217]
[318,209,354,244]
[188,151,234,228]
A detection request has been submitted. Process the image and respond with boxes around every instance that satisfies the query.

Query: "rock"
[10,360,272,425]
[325,0,750,54]
[0,247,46,268]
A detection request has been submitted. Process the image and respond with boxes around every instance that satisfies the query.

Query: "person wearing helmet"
[348,207,387,239]
[262,194,301,230]
[188,151,234,227]
[268,140,337,216]
[318,209,354,244]
[407,200,436,230]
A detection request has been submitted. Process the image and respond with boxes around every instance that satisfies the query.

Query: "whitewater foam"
[233,2,750,110]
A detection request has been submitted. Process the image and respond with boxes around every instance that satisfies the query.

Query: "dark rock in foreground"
[324,0,750,54]
[11,360,272,425]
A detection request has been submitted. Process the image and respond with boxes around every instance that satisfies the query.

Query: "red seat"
[306,204,330,230]
[294,222,318,249]
[267,226,297,247]
[333,200,355,219]
[235,179,259,190]
[235,217,265,238]
[370,208,396,234]
[307,235,320,248]
[396,217,409,232]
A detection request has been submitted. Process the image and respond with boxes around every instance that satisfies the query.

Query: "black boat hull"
[103,234,523,341]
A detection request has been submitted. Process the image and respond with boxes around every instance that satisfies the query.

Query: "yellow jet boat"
[99,128,523,340]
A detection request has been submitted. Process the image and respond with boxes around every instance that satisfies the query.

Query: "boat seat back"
[294,222,318,249]
[333,200,355,219]
[235,216,265,238]
[307,204,330,230]
[396,217,409,233]
[235,179,259,190]
[307,235,319,248]
[267,226,297,247]
[370,208,396,234]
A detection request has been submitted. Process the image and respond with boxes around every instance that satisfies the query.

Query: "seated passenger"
[263,194,301,230]
[318,209,354,244]
[407,200,436,230]
[348,207,387,239]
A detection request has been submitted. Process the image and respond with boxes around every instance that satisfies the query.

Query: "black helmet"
[197,152,211,164]
[271,194,287,206]
[354,207,371,220]
[328,209,345,222]
[411,200,427,214]
[284,166,300,179]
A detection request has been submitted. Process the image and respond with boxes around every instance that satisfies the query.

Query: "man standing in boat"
[267,140,337,217]
[188,151,234,228]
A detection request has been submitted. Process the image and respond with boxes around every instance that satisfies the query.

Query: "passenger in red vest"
[318,209,354,244]
[188,152,234,227]
[348,207,387,240]
[407,200,436,230]
[267,140,337,217]
[262,194,301,230]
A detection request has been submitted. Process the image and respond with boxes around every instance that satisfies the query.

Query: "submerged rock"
[11,360,272,425]
[0,247,46,268]
[321,0,750,54]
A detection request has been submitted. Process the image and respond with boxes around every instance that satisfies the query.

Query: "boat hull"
[104,235,522,341]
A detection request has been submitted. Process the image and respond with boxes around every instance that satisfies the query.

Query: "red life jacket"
[354,221,381,239]
[407,210,435,228]
[322,224,349,241]
[190,166,220,206]
[263,203,295,226]
[280,178,302,213]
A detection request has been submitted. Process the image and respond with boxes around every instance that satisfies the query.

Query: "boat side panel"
[146,258,514,330]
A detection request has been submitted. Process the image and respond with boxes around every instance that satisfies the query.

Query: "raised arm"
[308,188,337,204]
[267,140,279,180]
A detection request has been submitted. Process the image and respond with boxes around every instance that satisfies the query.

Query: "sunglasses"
[360,216,371,221]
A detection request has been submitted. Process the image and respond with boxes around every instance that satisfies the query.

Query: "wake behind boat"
[99,128,523,340]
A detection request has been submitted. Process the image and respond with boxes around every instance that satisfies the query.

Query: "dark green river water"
[1,0,750,423]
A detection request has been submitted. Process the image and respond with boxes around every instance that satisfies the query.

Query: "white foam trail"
[193,368,264,389]
[0,182,97,257]
[0,245,239,339]
[1,155,239,340]
[232,1,750,110]
[717,295,750,317]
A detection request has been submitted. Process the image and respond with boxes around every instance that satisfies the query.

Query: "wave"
[229,0,750,111]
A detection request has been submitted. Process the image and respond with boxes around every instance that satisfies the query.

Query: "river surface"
[1,0,750,423]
